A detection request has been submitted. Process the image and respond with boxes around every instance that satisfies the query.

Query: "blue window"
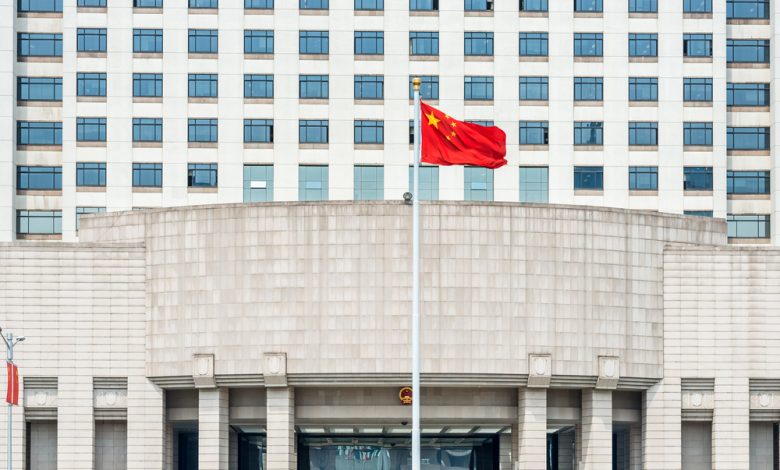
[728,170,770,194]
[133,29,163,53]
[300,0,327,8]
[354,165,384,200]
[188,163,218,188]
[520,76,548,100]
[18,77,62,101]
[684,122,712,145]
[76,207,106,231]
[684,0,711,12]
[355,0,382,10]
[76,162,106,187]
[465,32,493,56]
[132,163,162,187]
[728,127,769,150]
[188,30,218,53]
[574,33,602,56]
[683,34,712,57]
[243,165,274,202]
[245,30,273,54]
[299,166,328,201]
[77,28,106,52]
[78,0,105,7]
[629,0,656,12]
[520,0,547,11]
[574,121,603,145]
[464,76,493,100]
[575,0,601,12]
[465,0,492,10]
[300,31,329,55]
[355,75,384,99]
[135,0,162,6]
[629,33,657,57]
[410,0,437,10]
[684,167,713,190]
[519,121,549,145]
[244,74,273,98]
[188,119,218,142]
[77,72,106,97]
[467,120,494,127]
[244,119,273,143]
[133,118,162,142]
[464,167,494,201]
[574,166,603,190]
[629,77,657,101]
[728,83,770,106]
[354,120,383,144]
[190,0,217,8]
[355,31,384,55]
[299,120,329,143]
[410,32,439,56]
[519,167,548,203]
[574,77,603,101]
[133,73,162,97]
[19,0,62,13]
[17,121,61,145]
[300,75,328,99]
[17,166,62,190]
[409,166,439,201]
[17,210,62,235]
[685,211,713,217]
[728,215,770,238]
[683,78,712,101]
[409,76,439,100]
[188,74,218,97]
[629,166,658,190]
[727,39,769,63]
[18,33,62,57]
[629,122,658,146]
[77,117,106,142]
[520,32,548,56]
[245,0,271,7]
[727,0,768,19]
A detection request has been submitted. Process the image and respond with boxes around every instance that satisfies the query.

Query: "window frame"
[133,28,163,53]
[519,76,549,101]
[683,166,714,190]
[244,119,274,143]
[519,121,549,145]
[132,163,163,188]
[76,28,107,53]
[299,120,329,144]
[573,33,603,57]
[354,31,384,55]
[244,74,274,99]
[628,121,658,146]
[76,117,107,142]
[683,77,713,102]
[464,31,494,56]
[354,120,384,144]
[188,29,218,54]
[16,166,62,191]
[17,77,62,102]
[629,77,658,101]
[187,163,218,188]
[132,117,163,143]
[187,118,219,143]
[573,166,604,190]
[573,121,603,145]
[76,162,107,187]
[464,76,494,101]
[520,32,549,57]
[629,166,659,191]
[629,33,658,57]
[132,73,162,98]
[299,31,329,55]
[574,76,603,101]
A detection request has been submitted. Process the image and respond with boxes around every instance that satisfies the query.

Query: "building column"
[57,375,95,470]
[516,387,547,469]
[199,388,229,470]
[266,387,296,470]
[642,379,681,469]
[712,377,750,470]
[128,376,166,470]
[629,422,642,470]
[581,388,612,469]
[498,429,513,470]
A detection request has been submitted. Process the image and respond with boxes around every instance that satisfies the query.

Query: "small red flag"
[6,362,19,406]
[420,101,507,169]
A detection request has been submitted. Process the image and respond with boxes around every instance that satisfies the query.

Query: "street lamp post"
[1,328,25,470]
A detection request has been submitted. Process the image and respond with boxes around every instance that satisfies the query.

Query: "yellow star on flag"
[425,112,441,129]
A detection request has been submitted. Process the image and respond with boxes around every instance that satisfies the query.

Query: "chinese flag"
[420,101,507,169]
[6,362,19,406]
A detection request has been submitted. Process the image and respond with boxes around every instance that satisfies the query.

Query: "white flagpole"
[411,77,422,470]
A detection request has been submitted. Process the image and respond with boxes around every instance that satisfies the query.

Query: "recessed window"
[244,74,273,98]
[78,0,105,7]
[683,167,713,190]
[299,165,329,201]
[300,75,329,99]
[465,0,493,11]
[76,162,106,187]
[409,32,439,56]
[77,28,106,53]
[685,210,713,217]
[77,72,107,97]
[728,214,770,238]
[410,0,437,11]
[133,118,162,142]
[18,77,62,102]
[188,163,218,188]
[465,32,493,56]
[408,166,439,201]
[727,39,769,63]
[519,121,549,145]
[408,76,439,100]
[355,75,384,100]
[464,76,493,101]
[464,167,494,201]
[76,207,105,231]
[133,29,163,53]
[629,0,656,12]
[188,74,218,98]
[188,29,218,54]
[19,0,62,13]
[300,0,327,8]
[574,33,602,57]
[629,122,658,146]
[629,33,657,57]
[629,166,658,190]
[354,165,384,200]
[683,78,713,102]
[76,117,106,142]
[520,32,548,57]
[133,73,162,98]
[520,76,548,101]
[18,33,62,57]
[727,0,768,19]
[244,119,274,143]
[728,170,770,195]
[17,121,62,145]
[574,77,603,101]
[683,33,712,57]
[245,0,271,8]
[134,0,162,6]
[467,120,494,127]
[520,0,547,11]
[299,31,329,55]
[244,30,273,54]
[243,165,274,202]
[355,0,382,10]
[132,163,162,188]
[354,120,384,144]
[684,0,711,13]
[573,166,603,190]
[190,0,217,8]
[574,121,603,145]
[727,83,770,106]
[188,119,218,143]
[728,127,770,150]
[519,167,548,203]
[355,31,384,55]
[629,77,657,101]
[575,0,601,12]
[683,122,713,146]
[17,210,62,235]
[17,166,62,191]
[299,120,329,144]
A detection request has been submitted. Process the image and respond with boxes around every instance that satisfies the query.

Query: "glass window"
[135,0,162,7]
[465,0,492,10]
[244,119,273,143]
[728,127,770,150]
[727,83,770,106]
[467,120,494,127]
[410,0,437,10]
[629,166,658,190]
[464,76,493,100]
[574,77,603,101]
[728,214,770,238]
[685,210,713,217]
[299,75,328,99]
[188,163,218,187]
[17,121,62,145]
[629,122,658,146]
[188,74,218,97]
[683,33,712,57]
[727,39,769,63]
[188,119,218,142]
[75,207,105,231]
[629,77,657,101]
[354,165,384,200]
[574,166,603,190]
[77,72,107,97]
[683,78,713,101]
[683,122,713,146]
[519,167,548,203]
[78,0,105,6]
[464,167,494,201]
[683,167,713,190]
[355,31,384,55]
[300,31,329,55]
[190,0,217,7]
[629,33,657,57]
[133,29,163,53]
[243,165,274,202]
[77,28,106,52]
[300,0,327,8]
[133,118,162,142]
[575,0,601,12]
[520,32,548,56]
[409,32,439,56]
[684,0,711,12]
[574,33,602,56]
[133,73,162,97]
[76,162,106,186]
[18,77,62,101]
[355,0,382,10]
[355,75,384,100]
[76,117,106,142]
[408,166,439,201]
[408,76,439,100]
[18,33,62,57]
[188,29,218,53]
[519,121,549,145]
[245,0,271,8]
[465,32,493,56]
[520,76,548,101]
[299,165,328,201]
[727,0,769,19]
[19,0,62,13]
[244,74,273,98]
[520,0,547,11]
[728,170,770,194]
[245,30,273,54]
[354,120,384,144]
[16,210,62,235]
[132,163,162,187]
[17,166,62,190]
[299,120,329,143]
[629,0,656,12]
[574,121,603,145]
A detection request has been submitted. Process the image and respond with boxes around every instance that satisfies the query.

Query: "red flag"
[420,101,507,169]
[6,362,19,406]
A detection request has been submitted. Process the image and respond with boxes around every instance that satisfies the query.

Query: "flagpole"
[411,77,422,470]
[2,330,14,470]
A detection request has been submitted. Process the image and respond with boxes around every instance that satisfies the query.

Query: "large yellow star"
[425,111,441,129]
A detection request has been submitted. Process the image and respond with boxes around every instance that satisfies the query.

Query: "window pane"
[355,75,384,100]
[299,120,329,143]
[410,32,439,56]
[299,75,329,99]
[520,32,548,56]
[299,166,328,201]
[18,77,62,101]
[244,119,274,143]
[464,167,494,201]
[245,30,273,54]
[519,166,548,202]
[629,77,658,101]
[244,74,273,98]
[520,77,548,100]
[188,119,218,142]
[573,166,604,190]
[354,120,384,144]
[77,28,107,52]
[408,166,439,201]
[574,122,603,145]
[683,167,713,190]
[133,163,163,187]
[629,166,658,190]
[76,162,107,186]
[727,214,770,238]
[354,165,384,200]
[300,31,329,54]
[727,83,769,106]
[17,166,62,190]
[519,121,549,145]
[17,121,62,145]
[683,78,713,102]
[188,163,218,187]
[464,76,493,100]
[16,210,62,235]
[355,31,384,55]
[244,165,274,202]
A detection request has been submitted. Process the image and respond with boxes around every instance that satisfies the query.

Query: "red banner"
[6,362,19,406]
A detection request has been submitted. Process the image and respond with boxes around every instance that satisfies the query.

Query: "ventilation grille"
[750,379,780,392]
[681,378,714,391]
[93,377,127,390]
[23,377,57,390]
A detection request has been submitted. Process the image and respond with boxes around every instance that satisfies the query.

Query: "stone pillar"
[57,375,95,470]
[629,423,642,470]
[516,387,547,469]
[199,388,229,470]
[266,387,296,470]
[642,380,681,469]
[127,376,166,470]
[712,377,750,470]
[581,388,612,469]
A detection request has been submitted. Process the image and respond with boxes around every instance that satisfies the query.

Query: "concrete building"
[0,201,779,469]
[0,0,777,244]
